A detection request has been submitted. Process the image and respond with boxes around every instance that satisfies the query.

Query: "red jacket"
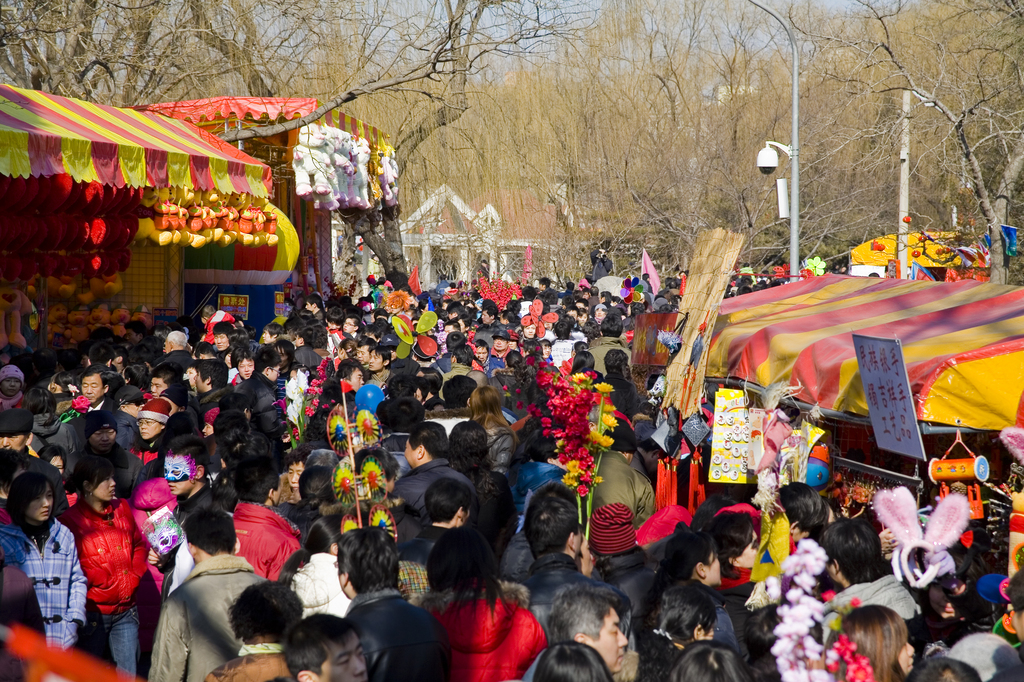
[233,502,300,580]
[59,498,147,614]
[416,582,546,682]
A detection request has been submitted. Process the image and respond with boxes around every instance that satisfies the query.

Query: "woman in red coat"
[59,455,147,676]
[413,527,546,682]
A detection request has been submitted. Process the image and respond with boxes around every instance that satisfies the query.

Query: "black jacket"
[293,345,323,372]
[397,525,448,566]
[392,459,478,529]
[600,550,656,623]
[606,372,645,419]
[476,471,517,551]
[522,553,632,637]
[345,589,451,682]
[499,531,534,584]
[718,580,755,659]
[197,386,232,417]
[69,442,142,499]
[234,373,283,439]
[156,350,194,372]
[113,409,140,453]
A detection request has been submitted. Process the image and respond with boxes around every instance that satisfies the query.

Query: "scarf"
[719,566,752,591]
[238,643,284,656]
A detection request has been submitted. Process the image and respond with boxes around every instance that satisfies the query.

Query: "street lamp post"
[748,0,800,280]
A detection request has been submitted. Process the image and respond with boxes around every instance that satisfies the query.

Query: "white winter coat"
[291,552,351,617]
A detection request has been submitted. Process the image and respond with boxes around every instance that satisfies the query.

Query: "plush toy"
[88,303,111,331]
[310,136,338,210]
[47,276,78,300]
[67,305,91,345]
[89,274,124,300]
[48,302,69,345]
[110,304,130,337]
[329,129,357,208]
[351,138,373,210]
[292,124,330,199]
[131,305,154,329]
[379,153,399,207]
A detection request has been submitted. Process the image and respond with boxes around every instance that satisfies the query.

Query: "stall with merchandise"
[0,84,284,348]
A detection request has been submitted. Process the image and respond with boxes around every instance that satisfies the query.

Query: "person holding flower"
[589,417,654,529]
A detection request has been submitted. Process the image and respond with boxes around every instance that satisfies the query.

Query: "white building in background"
[401,185,562,287]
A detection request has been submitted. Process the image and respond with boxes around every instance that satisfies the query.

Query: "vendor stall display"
[0,84,274,348]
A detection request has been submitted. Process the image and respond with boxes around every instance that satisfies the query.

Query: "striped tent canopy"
[138,97,390,151]
[708,275,1024,430]
[0,85,271,196]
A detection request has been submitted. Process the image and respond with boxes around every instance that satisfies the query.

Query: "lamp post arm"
[747,0,800,281]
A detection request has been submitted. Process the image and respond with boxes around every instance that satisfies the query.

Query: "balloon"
[355,384,385,414]
[392,315,413,344]
[806,458,829,491]
[416,311,438,334]
[396,341,412,359]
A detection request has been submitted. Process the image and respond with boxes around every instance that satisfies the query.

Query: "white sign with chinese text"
[852,334,926,461]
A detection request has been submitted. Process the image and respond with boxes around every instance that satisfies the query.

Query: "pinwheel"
[521,299,559,336]
[805,257,827,276]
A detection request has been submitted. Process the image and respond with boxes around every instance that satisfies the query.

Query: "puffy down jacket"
[59,499,147,614]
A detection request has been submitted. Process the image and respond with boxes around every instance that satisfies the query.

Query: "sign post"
[852,334,926,461]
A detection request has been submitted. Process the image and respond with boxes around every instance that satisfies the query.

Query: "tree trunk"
[345,207,409,291]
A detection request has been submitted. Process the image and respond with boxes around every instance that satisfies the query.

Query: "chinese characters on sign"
[217,294,249,320]
[852,334,926,461]
[274,291,289,318]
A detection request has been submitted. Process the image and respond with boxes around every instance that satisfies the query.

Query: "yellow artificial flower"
[595,382,614,394]
[571,373,590,384]
[566,460,581,474]
[590,431,614,448]
[593,476,604,485]
[562,472,579,486]
[602,414,618,429]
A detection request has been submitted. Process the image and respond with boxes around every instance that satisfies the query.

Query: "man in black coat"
[69,410,142,499]
[157,331,195,371]
[0,409,70,515]
[397,478,470,566]
[339,528,450,682]
[394,421,478,528]
[521,495,631,638]
[234,346,284,441]
[604,349,645,419]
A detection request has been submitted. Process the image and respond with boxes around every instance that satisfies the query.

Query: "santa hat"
[139,398,171,424]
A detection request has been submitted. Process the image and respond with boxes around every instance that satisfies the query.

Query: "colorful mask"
[164,453,197,482]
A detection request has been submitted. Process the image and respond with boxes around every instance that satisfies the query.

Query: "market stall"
[707,274,1024,430]
[0,84,278,347]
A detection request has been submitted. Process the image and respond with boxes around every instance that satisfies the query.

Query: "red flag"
[408,266,422,296]
[5,623,134,682]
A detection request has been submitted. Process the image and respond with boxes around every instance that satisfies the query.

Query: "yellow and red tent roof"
[0,85,272,196]
[708,275,1024,430]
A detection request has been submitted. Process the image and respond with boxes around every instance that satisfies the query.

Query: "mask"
[164,453,197,482]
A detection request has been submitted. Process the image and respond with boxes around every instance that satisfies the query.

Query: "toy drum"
[929,456,989,483]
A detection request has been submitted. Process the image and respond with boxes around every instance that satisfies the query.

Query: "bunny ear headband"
[873,486,970,589]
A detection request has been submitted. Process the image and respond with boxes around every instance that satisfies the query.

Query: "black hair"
[705,512,754,581]
[70,455,115,495]
[23,387,57,425]
[418,368,443,397]
[600,314,623,338]
[443,375,477,409]
[82,364,108,383]
[336,528,399,592]
[534,642,613,682]
[690,494,735,532]
[820,517,888,586]
[426,527,501,609]
[151,362,184,388]
[644,532,718,627]
[744,605,779,663]
[278,514,346,586]
[451,344,474,367]
[32,348,58,374]
[6,472,52,526]
[905,659,981,682]
[0,448,28,492]
[668,641,754,682]
[213,410,252,465]
[212,321,234,336]
[296,466,336,509]
[384,396,424,432]
[424,477,473,524]
[229,581,303,641]
[122,364,150,390]
[407,421,448,460]
[88,341,116,367]
[779,482,829,540]
[195,359,229,390]
[284,614,360,678]
[38,444,67,472]
[605,349,630,376]
[525,495,579,557]
[182,508,237,555]
[570,351,595,375]
[527,435,559,464]
[255,346,282,374]
[219,391,253,414]
[447,420,499,502]
[233,456,280,503]
[658,584,717,645]
[275,340,296,373]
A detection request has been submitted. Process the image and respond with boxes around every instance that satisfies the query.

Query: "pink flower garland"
[768,539,832,682]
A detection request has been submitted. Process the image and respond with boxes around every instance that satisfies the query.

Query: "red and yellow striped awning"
[0,85,272,196]
[708,275,1024,430]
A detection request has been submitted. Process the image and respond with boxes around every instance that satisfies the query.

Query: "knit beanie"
[84,410,117,439]
[589,503,637,556]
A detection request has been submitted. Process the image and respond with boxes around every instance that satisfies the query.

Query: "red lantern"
[912,250,921,257]
[902,216,912,223]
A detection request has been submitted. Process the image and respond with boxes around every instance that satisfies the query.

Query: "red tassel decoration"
[656,458,678,510]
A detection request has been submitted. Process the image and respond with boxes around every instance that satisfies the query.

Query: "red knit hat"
[588,503,637,555]
[138,398,171,424]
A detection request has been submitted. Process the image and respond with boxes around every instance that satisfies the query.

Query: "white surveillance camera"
[757,146,779,175]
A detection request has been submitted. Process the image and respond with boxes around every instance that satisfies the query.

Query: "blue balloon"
[355,384,385,414]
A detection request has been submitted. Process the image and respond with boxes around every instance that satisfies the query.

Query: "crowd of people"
[0,272,1016,682]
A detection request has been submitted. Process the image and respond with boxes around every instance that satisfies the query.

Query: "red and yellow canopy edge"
[708,275,1024,430]
[0,85,271,197]
[138,97,390,151]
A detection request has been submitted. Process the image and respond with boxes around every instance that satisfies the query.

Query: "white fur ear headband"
[873,486,970,589]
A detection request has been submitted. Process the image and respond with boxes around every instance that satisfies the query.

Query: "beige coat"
[151,554,265,682]
[589,335,630,375]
